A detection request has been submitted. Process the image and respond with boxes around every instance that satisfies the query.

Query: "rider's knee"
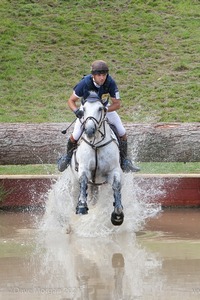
[70,134,77,143]
[119,133,127,141]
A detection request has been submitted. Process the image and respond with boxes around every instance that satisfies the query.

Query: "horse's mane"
[85,91,102,104]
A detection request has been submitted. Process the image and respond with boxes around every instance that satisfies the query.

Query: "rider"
[58,60,140,173]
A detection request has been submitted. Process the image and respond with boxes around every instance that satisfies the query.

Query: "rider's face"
[93,73,107,86]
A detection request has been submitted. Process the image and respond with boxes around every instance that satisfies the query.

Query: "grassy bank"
[1,0,200,123]
[0,163,199,175]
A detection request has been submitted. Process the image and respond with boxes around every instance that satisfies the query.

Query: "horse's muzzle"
[85,127,96,138]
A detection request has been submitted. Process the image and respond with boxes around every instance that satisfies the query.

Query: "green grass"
[0,162,199,175]
[1,0,200,123]
[0,164,58,175]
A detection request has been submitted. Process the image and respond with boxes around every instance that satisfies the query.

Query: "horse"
[70,94,124,226]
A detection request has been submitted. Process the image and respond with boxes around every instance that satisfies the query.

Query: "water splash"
[39,169,163,237]
[30,170,166,298]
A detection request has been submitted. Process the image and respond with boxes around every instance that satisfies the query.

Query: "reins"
[81,133,115,150]
[81,107,107,146]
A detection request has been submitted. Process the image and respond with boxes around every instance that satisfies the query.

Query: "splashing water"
[31,169,165,298]
[39,168,163,237]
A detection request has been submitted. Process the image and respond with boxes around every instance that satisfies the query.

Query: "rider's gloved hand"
[74,109,84,119]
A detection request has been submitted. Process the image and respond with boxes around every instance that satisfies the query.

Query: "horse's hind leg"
[76,172,89,215]
[111,175,124,226]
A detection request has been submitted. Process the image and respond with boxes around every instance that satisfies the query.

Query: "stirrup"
[57,155,71,172]
[121,159,140,173]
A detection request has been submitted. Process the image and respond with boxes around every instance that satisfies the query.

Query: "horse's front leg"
[111,175,124,226]
[76,172,89,215]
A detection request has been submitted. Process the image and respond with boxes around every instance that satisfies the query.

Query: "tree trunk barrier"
[0,122,199,165]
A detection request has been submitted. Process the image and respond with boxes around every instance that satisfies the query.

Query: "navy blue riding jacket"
[73,74,120,106]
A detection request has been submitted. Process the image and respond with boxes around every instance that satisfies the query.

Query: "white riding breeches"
[72,110,126,141]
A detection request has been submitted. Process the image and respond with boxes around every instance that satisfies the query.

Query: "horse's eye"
[99,107,104,111]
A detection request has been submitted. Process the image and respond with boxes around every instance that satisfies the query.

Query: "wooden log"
[125,123,200,162]
[0,123,199,164]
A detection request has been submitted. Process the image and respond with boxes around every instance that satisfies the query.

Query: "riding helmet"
[91,60,109,75]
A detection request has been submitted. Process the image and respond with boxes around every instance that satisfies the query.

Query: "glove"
[74,109,84,119]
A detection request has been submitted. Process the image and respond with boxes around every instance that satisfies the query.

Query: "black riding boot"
[120,140,140,173]
[57,138,77,172]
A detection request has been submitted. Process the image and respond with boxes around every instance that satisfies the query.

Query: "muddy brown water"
[0,208,200,300]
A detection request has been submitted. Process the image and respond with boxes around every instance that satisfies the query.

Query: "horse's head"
[82,92,106,139]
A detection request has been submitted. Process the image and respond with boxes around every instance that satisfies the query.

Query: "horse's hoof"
[111,211,124,226]
[76,202,88,215]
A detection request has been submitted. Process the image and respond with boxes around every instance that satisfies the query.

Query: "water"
[0,170,200,300]
[41,169,162,236]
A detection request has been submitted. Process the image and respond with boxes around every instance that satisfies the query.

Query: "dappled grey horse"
[70,95,124,226]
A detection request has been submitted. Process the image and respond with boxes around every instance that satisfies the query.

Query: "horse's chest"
[88,152,106,170]
[80,147,111,172]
